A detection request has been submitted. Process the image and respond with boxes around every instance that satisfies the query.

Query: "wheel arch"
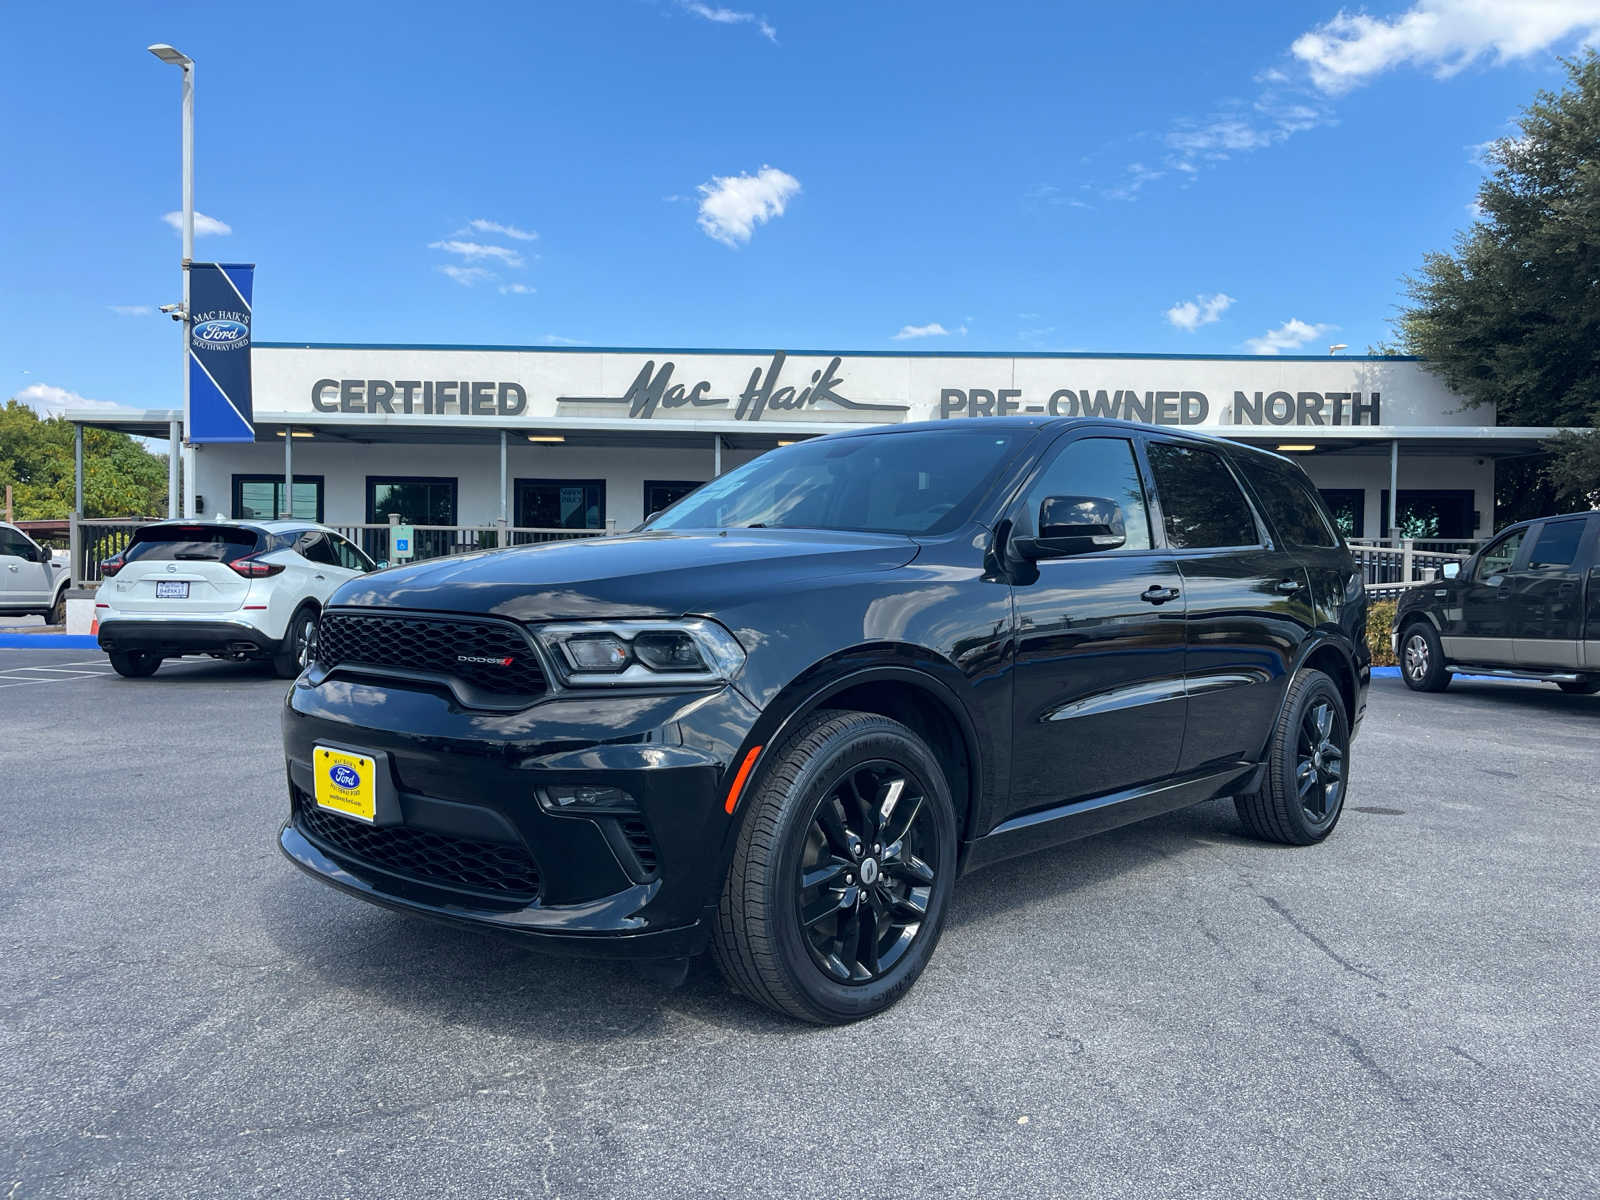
[1292,632,1359,726]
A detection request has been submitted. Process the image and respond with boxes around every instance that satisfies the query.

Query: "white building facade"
[76,343,1565,545]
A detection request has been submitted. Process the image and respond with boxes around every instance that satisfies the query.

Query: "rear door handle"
[1275,578,1302,594]
[1140,585,1181,605]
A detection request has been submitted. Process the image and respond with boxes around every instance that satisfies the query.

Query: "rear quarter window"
[124,524,263,564]
[1236,455,1339,549]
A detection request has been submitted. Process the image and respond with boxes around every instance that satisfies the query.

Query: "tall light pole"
[148,43,196,519]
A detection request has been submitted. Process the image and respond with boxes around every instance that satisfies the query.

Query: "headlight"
[533,618,746,686]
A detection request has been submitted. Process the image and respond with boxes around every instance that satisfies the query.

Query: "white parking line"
[0,666,115,687]
[9,666,111,676]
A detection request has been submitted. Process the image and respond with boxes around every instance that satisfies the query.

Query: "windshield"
[650,428,1032,536]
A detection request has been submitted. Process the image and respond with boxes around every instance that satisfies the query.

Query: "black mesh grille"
[317,610,545,699]
[619,816,658,876]
[297,794,541,900]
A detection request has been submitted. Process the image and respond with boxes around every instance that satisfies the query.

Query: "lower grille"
[618,815,659,876]
[297,793,541,901]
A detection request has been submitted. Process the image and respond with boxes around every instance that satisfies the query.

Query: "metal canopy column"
[1388,439,1399,538]
[282,427,293,518]
[499,429,508,546]
[713,434,722,477]
[72,424,85,588]
[167,419,180,519]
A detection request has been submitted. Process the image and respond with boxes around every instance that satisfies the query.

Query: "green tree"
[1398,52,1600,512]
[0,400,169,518]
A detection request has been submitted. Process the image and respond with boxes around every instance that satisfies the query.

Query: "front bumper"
[98,616,276,657]
[280,670,763,957]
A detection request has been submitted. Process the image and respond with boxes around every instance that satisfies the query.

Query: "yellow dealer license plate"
[313,747,377,822]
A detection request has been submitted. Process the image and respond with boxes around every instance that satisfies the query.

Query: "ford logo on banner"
[187,261,255,443]
[330,764,361,790]
[193,318,249,347]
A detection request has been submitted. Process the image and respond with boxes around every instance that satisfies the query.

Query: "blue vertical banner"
[187,262,255,442]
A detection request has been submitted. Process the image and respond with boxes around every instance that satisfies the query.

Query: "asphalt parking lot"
[2,648,1596,1199]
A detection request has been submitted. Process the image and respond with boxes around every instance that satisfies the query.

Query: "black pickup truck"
[1394,511,1600,694]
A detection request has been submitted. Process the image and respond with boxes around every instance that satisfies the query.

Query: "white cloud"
[1106,162,1165,200]
[108,305,153,316]
[540,334,589,346]
[461,218,537,241]
[1245,318,1337,355]
[429,239,524,267]
[1291,0,1600,93]
[696,165,801,247]
[162,210,232,236]
[679,1,776,42]
[437,265,495,287]
[498,283,536,295]
[16,383,125,417]
[1166,292,1235,332]
[892,323,955,340]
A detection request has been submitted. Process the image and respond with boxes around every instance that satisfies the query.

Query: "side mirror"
[374,560,390,570]
[1439,561,1461,580]
[30,544,50,563]
[1014,495,1127,560]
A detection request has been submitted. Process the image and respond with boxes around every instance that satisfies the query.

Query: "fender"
[1288,627,1365,733]
[712,647,993,882]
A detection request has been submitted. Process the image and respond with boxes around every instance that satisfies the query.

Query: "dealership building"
[71,343,1565,548]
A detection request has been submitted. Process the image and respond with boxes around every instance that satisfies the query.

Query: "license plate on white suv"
[154,581,190,599]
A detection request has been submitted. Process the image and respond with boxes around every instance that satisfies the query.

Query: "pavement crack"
[1259,894,1382,983]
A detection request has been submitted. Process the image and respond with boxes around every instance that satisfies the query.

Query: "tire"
[1235,668,1351,846]
[711,709,958,1024]
[1557,680,1600,695]
[45,589,66,627]
[108,651,161,679]
[273,606,319,679]
[1399,621,1450,692]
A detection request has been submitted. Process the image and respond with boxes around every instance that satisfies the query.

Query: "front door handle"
[1275,578,1302,594]
[1140,585,1181,605]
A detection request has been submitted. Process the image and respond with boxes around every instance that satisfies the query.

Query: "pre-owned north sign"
[257,346,1479,431]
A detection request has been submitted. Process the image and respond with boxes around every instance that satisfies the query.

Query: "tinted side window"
[1237,457,1338,548]
[330,534,372,572]
[1145,443,1260,549]
[1526,519,1585,570]
[1473,529,1525,580]
[0,527,33,557]
[1022,437,1153,550]
[296,532,340,567]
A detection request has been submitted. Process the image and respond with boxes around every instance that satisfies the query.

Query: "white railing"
[1347,537,1475,594]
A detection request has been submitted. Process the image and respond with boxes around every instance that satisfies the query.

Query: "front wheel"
[1235,668,1350,846]
[272,607,319,679]
[712,710,958,1024]
[46,590,66,626]
[108,651,161,679]
[1399,622,1450,692]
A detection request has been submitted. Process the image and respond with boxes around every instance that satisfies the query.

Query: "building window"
[1379,489,1475,540]
[515,479,606,529]
[233,475,324,522]
[644,480,704,520]
[366,477,458,525]
[1318,489,1364,539]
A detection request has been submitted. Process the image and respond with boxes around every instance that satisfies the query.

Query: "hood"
[331,528,920,622]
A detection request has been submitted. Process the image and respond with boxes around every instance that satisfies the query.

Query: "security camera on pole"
[148,43,196,518]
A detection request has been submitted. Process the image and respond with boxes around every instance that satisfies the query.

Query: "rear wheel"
[1399,621,1450,692]
[273,606,318,679]
[108,651,161,679]
[712,710,957,1024]
[1557,679,1600,695]
[1236,668,1350,846]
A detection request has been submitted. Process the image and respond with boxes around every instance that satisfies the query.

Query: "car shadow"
[1433,678,1599,715]
[259,798,1251,1041]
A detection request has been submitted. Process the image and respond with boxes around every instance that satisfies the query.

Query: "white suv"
[0,521,69,625]
[95,519,380,678]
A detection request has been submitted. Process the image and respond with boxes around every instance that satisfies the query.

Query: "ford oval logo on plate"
[193,319,249,346]
[329,764,361,790]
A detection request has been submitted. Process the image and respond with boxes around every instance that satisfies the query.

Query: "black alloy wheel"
[795,761,939,985]
[712,709,957,1024]
[1294,698,1345,825]
[1235,667,1350,845]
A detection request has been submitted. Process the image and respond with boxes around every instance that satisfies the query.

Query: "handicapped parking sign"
[390,524,415,561]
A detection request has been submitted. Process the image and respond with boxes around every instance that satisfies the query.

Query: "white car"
[95,519,381,678]
[0,521,70,625]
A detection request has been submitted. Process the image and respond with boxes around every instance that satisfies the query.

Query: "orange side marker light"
[724,745,764,814]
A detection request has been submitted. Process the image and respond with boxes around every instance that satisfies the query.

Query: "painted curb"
[0,634,100,649]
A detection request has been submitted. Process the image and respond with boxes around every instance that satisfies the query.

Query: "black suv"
[280,418,1368,1023]
[1394,511,1600,695]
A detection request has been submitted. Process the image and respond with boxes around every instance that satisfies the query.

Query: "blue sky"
[3,0,1597,415]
